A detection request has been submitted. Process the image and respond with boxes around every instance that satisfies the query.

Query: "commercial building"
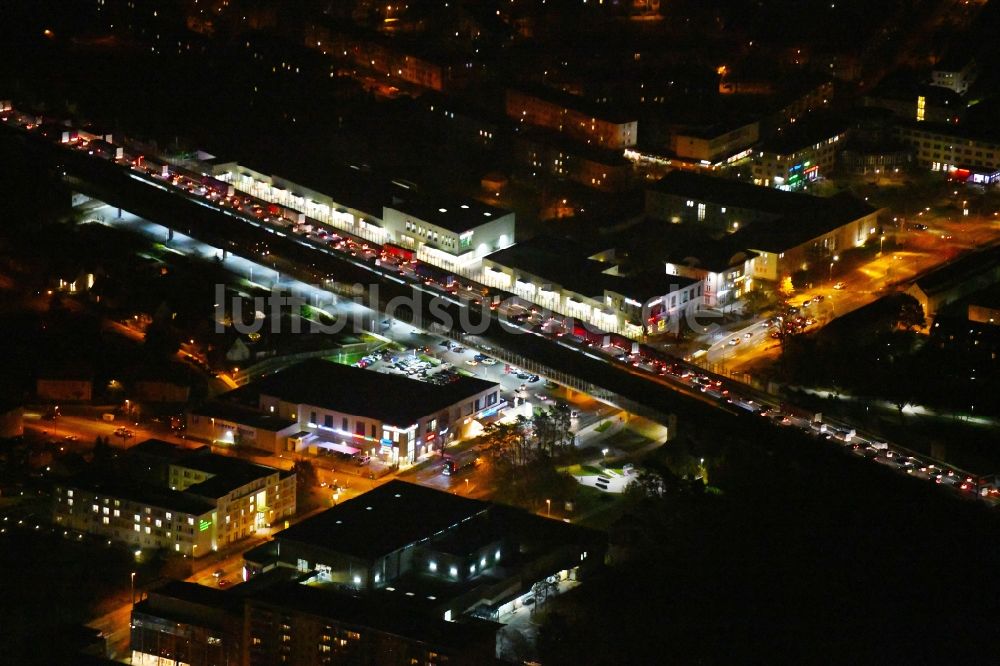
[210,161,393,246]
[506,86,638,149]
[211,161,516,270]
[670,120,760,165]
[186,400,301,452]
[893,121,1000,184]
[244,480,605,626]
[480,235,703,337]
[616,220,760,309]
[751,120,849,189]
[53,441,295,556]
[382,198,515,273]
[189,360,502,466]
[646,171,880,283]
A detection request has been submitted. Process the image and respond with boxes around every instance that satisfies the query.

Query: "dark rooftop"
[241,359,498,427]
[484,235,612,299]
[513,126,631,165]
[507,83,637,124]
[619,218,759,273]
[649,172,877,252]
[386,198,512,235]
[62,469,216,516]
[601,269,699,302]
[273,480,488,560]
[914,246,1000,296]
[759,117,850,155]
[230,160,391,219]
[181,453,287,499]
[729,192,877,253]
[249,582,500,651]
[895,119,1000,145]
[650,171,828,216]
[189,400,297,432]
[126,438,196,462]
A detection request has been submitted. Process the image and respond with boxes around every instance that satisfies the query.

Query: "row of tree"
[479,406,574,471]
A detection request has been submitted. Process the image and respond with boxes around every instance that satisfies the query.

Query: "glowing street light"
[545,499,551,517]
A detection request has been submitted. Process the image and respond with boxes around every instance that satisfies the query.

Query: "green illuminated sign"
[199,519,212,532]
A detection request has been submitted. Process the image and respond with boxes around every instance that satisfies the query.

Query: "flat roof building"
[130,576,499,666]
[480,235,703,337]
[506,85,638,150]
[53,442,295,556]
[382,198,515,272]
[646,171,881,284]
[188,359,502,466]
[245,480,605,627]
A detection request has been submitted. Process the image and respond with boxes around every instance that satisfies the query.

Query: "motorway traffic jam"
[4,106,997,507]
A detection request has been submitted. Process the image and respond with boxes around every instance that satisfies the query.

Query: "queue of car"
[9,109,995,510]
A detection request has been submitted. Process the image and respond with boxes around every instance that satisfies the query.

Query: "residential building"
[53,441,295,556]
[931,54,977,95]
[130,581,243,666]
[506,86,638,149]
[245,582,499,666]
[190,360,502,466]
[893,121,1000,183]
[863,83,965,124]
[513,127,633,191]
[130,576,499,666]
[169,452,297,549]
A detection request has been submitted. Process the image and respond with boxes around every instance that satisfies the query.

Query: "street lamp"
[829,255,839,282]
[879,234,885,256]
[130,571,136,608]
[545,499,551,517]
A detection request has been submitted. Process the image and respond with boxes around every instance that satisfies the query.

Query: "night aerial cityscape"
[2,0,1000,664]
